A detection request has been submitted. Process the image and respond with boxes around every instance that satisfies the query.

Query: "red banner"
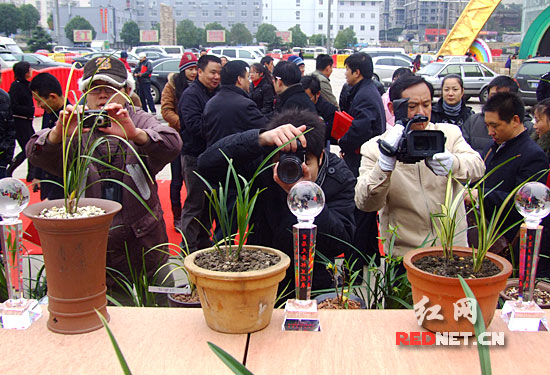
[104,8,108,34]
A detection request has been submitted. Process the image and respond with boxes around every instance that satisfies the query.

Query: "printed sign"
[140,30,159,43]
[207,30,226,43]
[73,30,93,43]
[276,31,292,43]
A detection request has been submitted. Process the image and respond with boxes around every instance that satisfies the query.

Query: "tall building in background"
[402,0,467,42]
[263,0,382,46]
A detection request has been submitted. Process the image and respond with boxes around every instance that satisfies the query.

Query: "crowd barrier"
[0,67,83,117]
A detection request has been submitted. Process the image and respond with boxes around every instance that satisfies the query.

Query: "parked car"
[208,47,262,64]
[148,58,180,103]
[372,55,412,82]
[53,46,97,54]
[130,45,184,58]
[71,51,140,69]
[13,53,72,70]
[416,61,500,103]
[514,57,550,106]
[0,49,19,69]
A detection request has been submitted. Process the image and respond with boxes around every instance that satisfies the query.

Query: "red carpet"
[21,179,185,255]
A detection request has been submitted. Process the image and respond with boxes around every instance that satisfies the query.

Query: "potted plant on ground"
[22,67,152,334]
[404,164,545,333]
[184,152,291,334]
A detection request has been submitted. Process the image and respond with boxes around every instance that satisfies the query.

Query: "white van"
[0,37,23,54]
[130,45,183,58]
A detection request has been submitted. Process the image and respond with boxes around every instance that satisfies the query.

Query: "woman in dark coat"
[431,74,473,128]
[7,61,35,181]
[249,63,276,117]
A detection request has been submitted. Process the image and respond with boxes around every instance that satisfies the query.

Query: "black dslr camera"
[277,139,306,184]
[82,109,111,128]
[377,98,445,164]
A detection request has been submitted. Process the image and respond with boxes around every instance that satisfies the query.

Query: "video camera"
[377,98,445,164]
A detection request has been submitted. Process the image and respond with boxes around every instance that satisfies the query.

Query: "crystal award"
[501,182,550,331]
[0,178,40,329]
[283,181,325,332]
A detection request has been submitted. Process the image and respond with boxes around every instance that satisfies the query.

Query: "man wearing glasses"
[26,57,182,304]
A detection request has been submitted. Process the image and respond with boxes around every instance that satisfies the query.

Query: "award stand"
[502,182,550,331]
[283,181,325,332]
[0,178,40,329]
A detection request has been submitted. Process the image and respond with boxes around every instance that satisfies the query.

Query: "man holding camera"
[26,57,182,300]
[355,75,485,257]
[197,109,356,294]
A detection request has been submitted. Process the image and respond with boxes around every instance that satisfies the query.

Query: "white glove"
[426,151,454,176]
[378,124,404,172]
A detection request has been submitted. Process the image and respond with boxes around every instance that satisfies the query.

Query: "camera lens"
[96,116,105,126]
[277,157,303,184]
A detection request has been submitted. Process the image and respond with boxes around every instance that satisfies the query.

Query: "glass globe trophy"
[502,182,550,331]
[0,178,38,329]
[283,181,325,332]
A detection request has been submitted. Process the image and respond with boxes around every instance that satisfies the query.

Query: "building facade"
[263,0,383,46]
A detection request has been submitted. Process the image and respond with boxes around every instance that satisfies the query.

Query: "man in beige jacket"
[355,75,485,257]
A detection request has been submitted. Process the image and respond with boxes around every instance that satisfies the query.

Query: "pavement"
[11,58,483,181]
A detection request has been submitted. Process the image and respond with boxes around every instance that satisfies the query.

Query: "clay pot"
[500,278,550,308]
[23,198,121,334]
[314,292,366,309]
[167,284,201,308]
[184,245,290,334]
[403,247,512,333]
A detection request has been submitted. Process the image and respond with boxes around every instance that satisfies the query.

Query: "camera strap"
[315,152,328,186]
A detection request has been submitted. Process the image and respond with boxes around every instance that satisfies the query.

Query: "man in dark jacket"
[7,61,35,181]
[29,72,67,200]
[472,92,548,247]
[0,70,14,178]
[178,54,221,251]
[301,74,337,145]
[26,57,182,303]
[197,109,356,295]
[134,53,156,114]
[203,60,268,146]
[340,52,385,264]
[340,52,385,177]
[273,60,316,113]
[463,76,534,155]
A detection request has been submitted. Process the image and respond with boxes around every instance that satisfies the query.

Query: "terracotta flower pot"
[184,245,290,334]
[403,247,512,333]
[500,278,550,308]
[23,198,121,334]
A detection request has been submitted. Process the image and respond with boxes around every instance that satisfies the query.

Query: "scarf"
[442,100,462,117]
[253,76,263,88]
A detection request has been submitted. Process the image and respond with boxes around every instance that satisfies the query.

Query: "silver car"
[372,55,412,82]
[416,61,500,103]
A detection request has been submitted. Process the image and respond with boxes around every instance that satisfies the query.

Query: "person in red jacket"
[119,51,131,72]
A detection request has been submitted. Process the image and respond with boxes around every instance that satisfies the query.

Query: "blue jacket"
[483,130,549,241]
[178,79,219,157]
[339,78,385,176]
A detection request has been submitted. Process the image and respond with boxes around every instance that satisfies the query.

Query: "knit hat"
[120,51,128,58]
[288,55,305,66]
[179,52,198,72]
[78,56,135,94]
[138,52,147,59]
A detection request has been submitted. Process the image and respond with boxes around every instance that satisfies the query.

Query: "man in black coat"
[471,92,548,247]
[339,52,385,176]
[203,60,268,147]
[133,53,156,114]
[197,109,356,296]
[301,74,337,145]
[537,71,550,102]
[7,61,35,181]
[178,54,221,251]
[273,60,316,114]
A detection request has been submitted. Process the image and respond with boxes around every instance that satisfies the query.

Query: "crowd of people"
[1,50,550,304]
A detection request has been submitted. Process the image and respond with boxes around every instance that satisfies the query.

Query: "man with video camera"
[197,109,356,295]
[355,75,485,258]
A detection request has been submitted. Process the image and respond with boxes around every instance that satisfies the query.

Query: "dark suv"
[514,57,550,105]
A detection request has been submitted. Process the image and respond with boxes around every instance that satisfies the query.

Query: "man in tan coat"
[355,76,485,257]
